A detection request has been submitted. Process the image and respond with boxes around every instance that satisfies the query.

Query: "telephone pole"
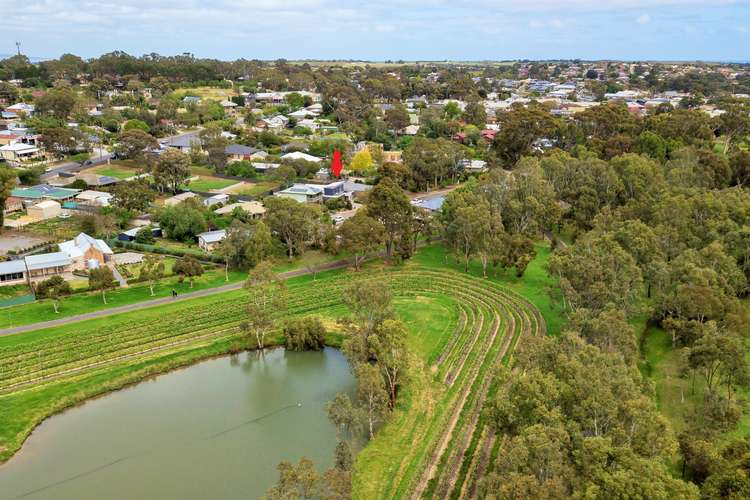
[15,41,21,56]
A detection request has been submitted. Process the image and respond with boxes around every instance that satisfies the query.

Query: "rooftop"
[11,185,80,200]
[198,229,227,243]
[24,252,73,271]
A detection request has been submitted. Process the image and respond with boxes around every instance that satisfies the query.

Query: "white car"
[410,198,423,206]
[333,215,345,224]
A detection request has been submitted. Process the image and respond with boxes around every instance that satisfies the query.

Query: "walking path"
[110,266,129,288]
[0,259,352,337]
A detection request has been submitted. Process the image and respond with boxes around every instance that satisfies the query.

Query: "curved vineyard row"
[0,264,545,499]
[352,269,544,499]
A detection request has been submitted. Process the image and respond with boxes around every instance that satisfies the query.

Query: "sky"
[1,0,749,62]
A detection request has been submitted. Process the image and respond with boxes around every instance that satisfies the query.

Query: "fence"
[0,293,36,309]
[110,239,226,264]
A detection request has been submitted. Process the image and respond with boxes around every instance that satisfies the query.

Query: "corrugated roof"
[11,185,80,200]
[198,229,226,243]
[0,259,26,275]
[24,252,72,270]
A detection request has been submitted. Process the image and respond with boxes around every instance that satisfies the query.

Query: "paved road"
[0,258,353,337]
[41,149,113,180]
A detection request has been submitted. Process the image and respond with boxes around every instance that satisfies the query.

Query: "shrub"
[283,316,327,351]
[134,227,155,244]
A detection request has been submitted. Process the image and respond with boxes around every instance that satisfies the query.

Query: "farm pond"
[0,347,355,499]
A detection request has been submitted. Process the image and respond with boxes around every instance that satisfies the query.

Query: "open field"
[185,176,238,192]
[174,87,237,100]
[0,244,555,500]
[83,160,143,179]
[225,180,279,197]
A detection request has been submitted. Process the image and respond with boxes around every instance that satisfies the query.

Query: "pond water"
[0,347,355,500]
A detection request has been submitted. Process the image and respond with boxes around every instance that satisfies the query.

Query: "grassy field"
[174,87,237,101]
[227,180,280,197]
[0,243,558,499]
[89,163,140,179]
[185,176,238,192]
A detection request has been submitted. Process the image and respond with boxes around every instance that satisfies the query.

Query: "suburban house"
[461,159,488,174]
[382,150,403,163]
[252,162,280,173]
[24,252,74,280]
[214,201,266,219]
[197,229,226,251]
[1,103,34,119]
[4,227,111,279]
[0,142,42,165]
[225,143,260,162]
[0,259,27,286]
[274,184,323,203]
[413,195,446,213]
[321,181,346,200]
[118,225,162,242]
[59,233,114,271]
[296,118,319,132]
[204,193,229,207]
[220,100,238,113]
[67,173,120,188]
[75,190,113,207]
[164,191,200,206]
[343,181,373,200]
[289,109,313,120]
[11,185,80,203]
[262,115,290,130]
[27,200,62,220]
[162,132,200,152]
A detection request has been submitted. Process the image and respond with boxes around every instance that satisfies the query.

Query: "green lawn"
[233,181,279,197]
[394,295,458,363]
[90,165,139,180]
[185,176,238,192]
[411,242,564,335]
[271,249,345,273]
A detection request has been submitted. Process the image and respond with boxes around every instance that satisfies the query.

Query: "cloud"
[1,0,748,60]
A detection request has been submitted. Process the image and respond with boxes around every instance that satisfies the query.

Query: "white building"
[197,230,226,251]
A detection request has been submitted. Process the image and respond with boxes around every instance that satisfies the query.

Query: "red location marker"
[331,150,343,178]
